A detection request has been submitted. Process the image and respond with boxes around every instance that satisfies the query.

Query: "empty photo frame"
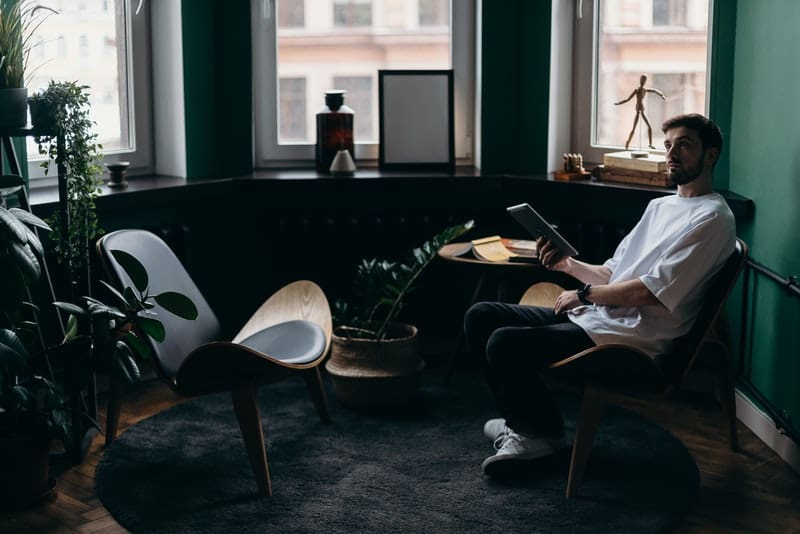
[379,70,454,171]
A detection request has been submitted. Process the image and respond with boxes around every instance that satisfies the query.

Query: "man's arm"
[536,237,663,314]
[552,278,662,315]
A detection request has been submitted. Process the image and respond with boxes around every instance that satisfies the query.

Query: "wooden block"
[597,167,672,188]
[553,170,591,181]
[603,150,667,173]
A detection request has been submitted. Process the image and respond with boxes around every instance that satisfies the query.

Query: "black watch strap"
[577,283,593,305]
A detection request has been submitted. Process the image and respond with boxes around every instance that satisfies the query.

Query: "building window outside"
[572,0,710,162]
[278,0,305,28]
[279,77,308,141]
[26,0,152,182]
[254,0,472,166]
[419,0,448,27]
[333,0,372,27]
[332,76,372,140]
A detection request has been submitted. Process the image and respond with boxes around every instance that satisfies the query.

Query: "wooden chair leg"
[105,377,123,447]
[302,367,331,423]
[566,386,606,498]
[715,350,739,451]
[231,383,272,496]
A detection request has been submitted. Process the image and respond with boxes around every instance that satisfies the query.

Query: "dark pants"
[463,301,595,436]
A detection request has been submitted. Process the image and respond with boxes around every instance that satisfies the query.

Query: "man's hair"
[661,113,723,153]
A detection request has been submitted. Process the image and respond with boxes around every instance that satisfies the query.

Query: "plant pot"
[0,430,54,509]
[324,322,425,411]
[0,87,29,128]
[27,95,56,130]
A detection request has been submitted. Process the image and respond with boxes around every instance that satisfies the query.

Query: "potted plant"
[325,219,474,410]
[54,248,199,388]
[0,173,64,507]
[31,80,103,274]
[0,0,55,127]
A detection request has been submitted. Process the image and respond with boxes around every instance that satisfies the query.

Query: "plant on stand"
[0,0,56,127]
[31,80,103,276]
[325,219,474,411]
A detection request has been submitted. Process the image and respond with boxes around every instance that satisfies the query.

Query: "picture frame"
[378,69,454,171]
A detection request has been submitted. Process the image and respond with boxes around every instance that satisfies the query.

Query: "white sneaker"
[483,418,510,442]
[481,431,567,476]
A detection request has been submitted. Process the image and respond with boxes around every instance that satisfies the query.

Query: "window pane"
[275,0,451,146]
[278,0,304,28]
[26,0,130,156]
[594,0,708,150]
[279,77,307,141]
[333,76,372,140]
[419,0,448,27]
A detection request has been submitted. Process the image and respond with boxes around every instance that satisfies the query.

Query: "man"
[464,114,736,477]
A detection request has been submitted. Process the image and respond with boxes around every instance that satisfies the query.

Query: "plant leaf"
[53,301,87,316]
[0,328,28,373]
[112,340,141,385]
[0,205,27,243]
[110,249,149,293]
[136,316,166,342]
[99,280,129,309]
[9,207,51,231]
[124,331,152,360]
[153,292,198,320]
[10,241,40,280]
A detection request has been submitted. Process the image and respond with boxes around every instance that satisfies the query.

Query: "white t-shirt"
[568,192,736,357]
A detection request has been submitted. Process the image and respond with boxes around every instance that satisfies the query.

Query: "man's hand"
[553,289,582,315]
[537,237,569,271]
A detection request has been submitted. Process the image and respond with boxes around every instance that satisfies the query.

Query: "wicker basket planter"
[324,323,425,411]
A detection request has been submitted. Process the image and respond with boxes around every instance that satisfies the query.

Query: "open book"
[456,235,539,263]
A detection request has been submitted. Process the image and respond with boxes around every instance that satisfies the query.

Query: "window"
[571,0,710,163]
[333,0,372,27]
[278,0,304,28]
[279,77,307,141]
[26,0,152,184]
[253,0,474,167]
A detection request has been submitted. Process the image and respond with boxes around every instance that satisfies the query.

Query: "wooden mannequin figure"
[615,74,666,152]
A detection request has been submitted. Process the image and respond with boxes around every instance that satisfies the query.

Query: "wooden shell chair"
[96,229,333,497]
[519,238,747,498]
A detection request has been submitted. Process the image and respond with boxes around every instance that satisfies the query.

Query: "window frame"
[27,0,153,187]
[252,0,475,168]
[570,0,713,165]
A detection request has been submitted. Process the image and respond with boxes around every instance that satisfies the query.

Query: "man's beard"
[669,151,706,185]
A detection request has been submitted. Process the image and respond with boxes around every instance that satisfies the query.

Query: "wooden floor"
[1,374,798,533]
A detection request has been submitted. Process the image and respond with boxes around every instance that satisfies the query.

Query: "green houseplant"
[0,0,55,127]
[31,80,103,272]
[0,173,64,506]
[325,219,474,410]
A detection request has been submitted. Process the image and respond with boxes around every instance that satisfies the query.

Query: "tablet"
[506,203,579,258]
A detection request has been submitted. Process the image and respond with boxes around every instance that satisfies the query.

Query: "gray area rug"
[96,370,699,533]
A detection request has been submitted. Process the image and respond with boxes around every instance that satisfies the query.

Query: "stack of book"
[598,151,671,187]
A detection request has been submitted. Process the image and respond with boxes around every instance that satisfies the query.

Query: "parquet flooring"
[1,374,798,533]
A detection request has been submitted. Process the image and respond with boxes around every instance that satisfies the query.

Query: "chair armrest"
[547,344,667,395]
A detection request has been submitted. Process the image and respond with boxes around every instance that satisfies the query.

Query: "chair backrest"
[657,238,748,384]
[96,229,222,380]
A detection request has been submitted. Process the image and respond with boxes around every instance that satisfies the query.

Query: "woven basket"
[325,323,425,410]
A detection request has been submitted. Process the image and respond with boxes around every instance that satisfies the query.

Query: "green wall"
[181,0,252,179]
[727,0,800,437]
[480,1,551,173]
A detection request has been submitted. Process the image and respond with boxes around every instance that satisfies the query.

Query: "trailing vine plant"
[32,80,103,271]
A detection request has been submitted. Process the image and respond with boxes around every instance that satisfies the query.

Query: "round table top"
[437,242,542,268]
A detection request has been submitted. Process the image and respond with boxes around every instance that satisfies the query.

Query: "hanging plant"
[32,80,103,271]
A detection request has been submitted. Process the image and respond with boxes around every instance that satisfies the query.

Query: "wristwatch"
[577,283,593,305]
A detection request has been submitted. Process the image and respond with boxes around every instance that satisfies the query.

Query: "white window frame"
[28,0,153,187]
[252,0,475,167]
[569,0,713,165]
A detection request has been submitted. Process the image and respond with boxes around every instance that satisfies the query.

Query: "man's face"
[663,126,716,185]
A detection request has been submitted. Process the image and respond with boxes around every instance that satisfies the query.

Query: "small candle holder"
[106,161,130,189]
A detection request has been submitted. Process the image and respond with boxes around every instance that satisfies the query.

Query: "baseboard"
[736,389,800,475]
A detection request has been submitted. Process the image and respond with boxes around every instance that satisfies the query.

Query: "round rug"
[96,372,699,533]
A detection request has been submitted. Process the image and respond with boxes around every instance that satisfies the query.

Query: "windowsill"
[28,167,754,220]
